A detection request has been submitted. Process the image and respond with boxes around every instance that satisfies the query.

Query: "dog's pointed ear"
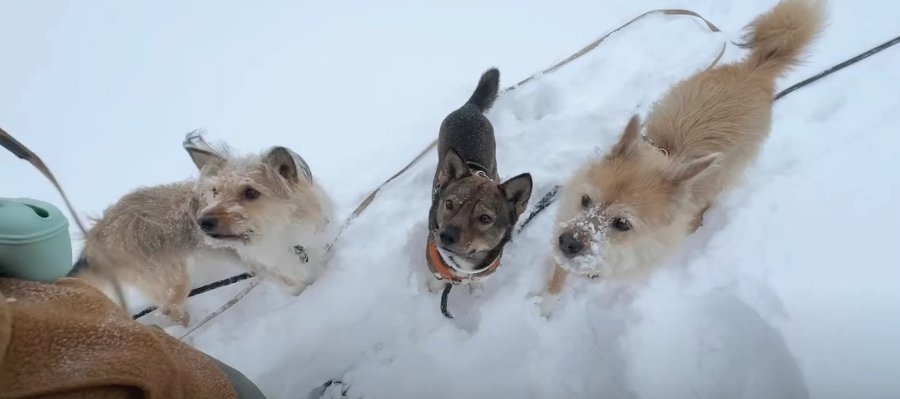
[264,146,313,185]
[437,148,470,186]
[671,153,720,186]
[500,173,533,216]
[671,153,719,203]
[610,115,642,158]
[183,130,225,172]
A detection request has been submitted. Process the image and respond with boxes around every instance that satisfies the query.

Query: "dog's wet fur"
[72,135,334,325]
[427,68,533,293]
[542,0,826,306]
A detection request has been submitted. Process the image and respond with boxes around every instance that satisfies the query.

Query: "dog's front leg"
[246,260,310,296]
[547,263,568,295]
[539,264,568,317]
[150,258,192,327]
[426,277,446,293]
[275,271,309,296]
[689,203,712,234]
[286,281,309,296]
[467,281,484,297]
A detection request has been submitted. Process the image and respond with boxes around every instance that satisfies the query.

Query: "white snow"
[3,1,900,398]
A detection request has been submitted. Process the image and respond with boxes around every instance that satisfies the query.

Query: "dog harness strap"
[465,161,494,181]
[640,133,670,157]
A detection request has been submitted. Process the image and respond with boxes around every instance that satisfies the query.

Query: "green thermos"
[0,197,73,282]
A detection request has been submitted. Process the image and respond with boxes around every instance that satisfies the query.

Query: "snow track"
[3,1,900,398]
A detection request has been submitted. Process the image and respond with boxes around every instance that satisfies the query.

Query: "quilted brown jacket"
[0,277,238,399]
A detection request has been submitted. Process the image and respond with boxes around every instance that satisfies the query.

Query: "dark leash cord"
[132,272,253,319]
[134,32,900,321]
[440,284,454,318]
[516,185,561,236]
[774,34,900,100]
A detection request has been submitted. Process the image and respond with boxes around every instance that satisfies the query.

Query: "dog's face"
[553,116,718,277]
[186,143,318,247]
[432,149,532,270]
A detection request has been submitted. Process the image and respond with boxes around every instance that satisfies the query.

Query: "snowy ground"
[3,0,900,398]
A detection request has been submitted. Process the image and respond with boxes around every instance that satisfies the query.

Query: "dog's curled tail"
[466,67,500,112]
[738,0,826,77]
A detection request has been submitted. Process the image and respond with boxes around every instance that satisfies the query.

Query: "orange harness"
[426,234,501,284]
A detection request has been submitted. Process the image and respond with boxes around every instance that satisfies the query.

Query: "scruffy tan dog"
[542,0,825,306]
[71,132,334,325]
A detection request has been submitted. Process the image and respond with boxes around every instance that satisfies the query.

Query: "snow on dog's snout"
[554,204,612,278]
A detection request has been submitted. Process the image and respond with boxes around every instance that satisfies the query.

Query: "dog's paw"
[426,277,445,294]
[467,282,484,297]
[162,306,191,327]
[288,281,310,296]
[536,291,560,319]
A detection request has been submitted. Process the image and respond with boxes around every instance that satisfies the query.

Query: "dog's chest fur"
[206,222,328,285]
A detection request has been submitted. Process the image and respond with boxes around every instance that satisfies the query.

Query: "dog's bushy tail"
[466,67,500,112]
[738,0,826,77]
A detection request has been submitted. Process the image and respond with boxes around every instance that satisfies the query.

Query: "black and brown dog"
[426,68,533,298]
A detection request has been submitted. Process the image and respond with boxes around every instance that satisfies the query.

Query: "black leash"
[775,34,900,100]
[516,185,561,236]
[147,32,900,322]
[440,283,454,318]
[132,272,254,319]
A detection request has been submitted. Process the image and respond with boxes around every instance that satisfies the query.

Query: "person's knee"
[206,355,267,399]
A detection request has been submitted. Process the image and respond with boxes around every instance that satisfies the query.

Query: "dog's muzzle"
[558,232,584,257]
[197,215,244,240]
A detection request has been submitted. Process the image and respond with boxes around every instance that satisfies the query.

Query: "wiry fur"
[74,134,335,325]
[542,0,826,306]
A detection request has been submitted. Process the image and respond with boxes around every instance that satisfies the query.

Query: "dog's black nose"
[439,226,460,246]
[558,232,583,257]
[198,215,218,232]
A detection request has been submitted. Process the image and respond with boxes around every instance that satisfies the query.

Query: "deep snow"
[3,0,900,398]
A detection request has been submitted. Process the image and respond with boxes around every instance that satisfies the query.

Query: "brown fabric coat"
[0,277,238,399]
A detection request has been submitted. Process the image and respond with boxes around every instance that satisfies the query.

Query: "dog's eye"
[445,199,454,210]
[581,195,592,208]
[211,188,218,197]
[244,187,261,200]
[612,217,631,232]
[478,214,493,225]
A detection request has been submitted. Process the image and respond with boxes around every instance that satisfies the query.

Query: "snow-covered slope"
[3,1,899,398]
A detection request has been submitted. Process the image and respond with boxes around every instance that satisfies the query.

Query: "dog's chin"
[439,245,484,260]
[437,245,495,273]
[203,232,250,247]
[554,248,607,278]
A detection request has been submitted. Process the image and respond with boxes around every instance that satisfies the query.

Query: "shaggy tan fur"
[76,135,334,325]
[543,0,825,302]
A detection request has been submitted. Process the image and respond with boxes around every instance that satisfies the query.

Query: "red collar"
[426,234,501,283]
